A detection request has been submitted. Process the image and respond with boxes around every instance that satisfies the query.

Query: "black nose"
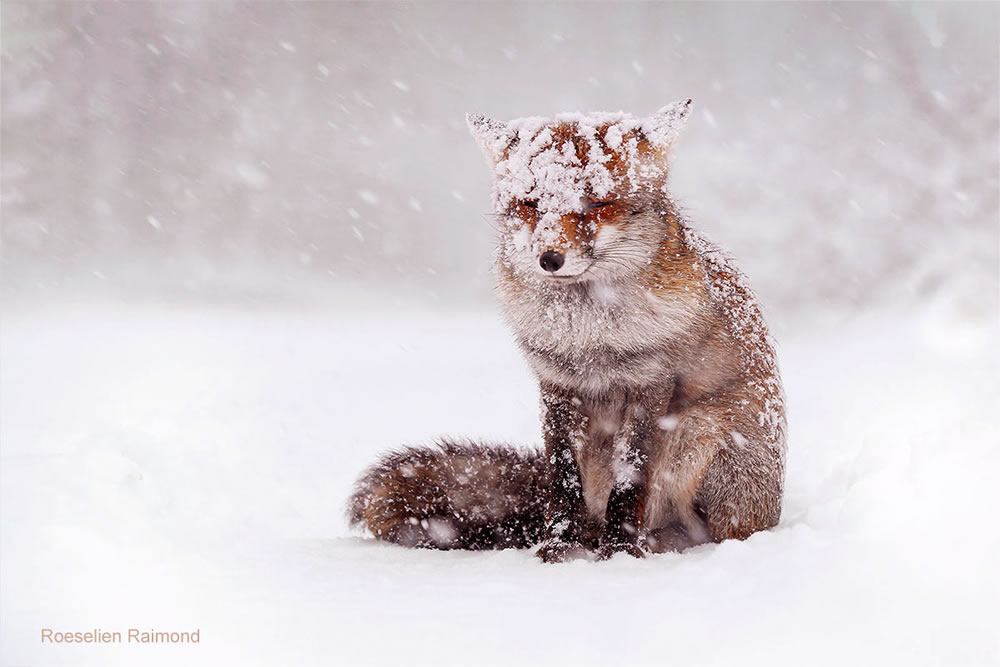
[539,251,565,273]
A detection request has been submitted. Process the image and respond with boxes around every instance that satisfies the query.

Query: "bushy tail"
[348,440,546,550]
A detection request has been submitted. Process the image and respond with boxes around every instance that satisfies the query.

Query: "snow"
[2,299,997,666]
[358,189,379,205]
[473,103,690,216]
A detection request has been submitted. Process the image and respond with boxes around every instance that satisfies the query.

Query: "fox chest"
[504,283,697,393]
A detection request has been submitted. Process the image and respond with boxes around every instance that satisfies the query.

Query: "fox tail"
[348,440,546,550]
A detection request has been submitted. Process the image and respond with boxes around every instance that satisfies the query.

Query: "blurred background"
[2,2,998,331]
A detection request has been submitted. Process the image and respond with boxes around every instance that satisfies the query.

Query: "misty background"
[2,2,998,331]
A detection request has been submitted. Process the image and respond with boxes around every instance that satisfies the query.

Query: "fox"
[349,100,787,562]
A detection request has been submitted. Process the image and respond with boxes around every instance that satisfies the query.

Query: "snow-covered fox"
[349,100,787,562]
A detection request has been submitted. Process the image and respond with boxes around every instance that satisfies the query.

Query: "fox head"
[467,101,691,285]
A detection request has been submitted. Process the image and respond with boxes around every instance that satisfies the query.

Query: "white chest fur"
[499,277,702,393]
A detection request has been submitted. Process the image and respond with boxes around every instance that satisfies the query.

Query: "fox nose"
[539,251,565,273]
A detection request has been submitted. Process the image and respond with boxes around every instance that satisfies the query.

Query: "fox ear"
[641,99,693,148]
[466,113,513,166]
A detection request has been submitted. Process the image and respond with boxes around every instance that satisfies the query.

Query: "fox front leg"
[535,385,589,563]
[597,384,674,560]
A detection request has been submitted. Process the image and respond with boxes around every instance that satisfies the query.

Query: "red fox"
[349,100,787,562]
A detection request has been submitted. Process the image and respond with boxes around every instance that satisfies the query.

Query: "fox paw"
[535,539,588,564]
[595,541,646,561]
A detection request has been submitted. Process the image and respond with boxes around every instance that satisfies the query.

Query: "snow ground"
[1,299,997,666]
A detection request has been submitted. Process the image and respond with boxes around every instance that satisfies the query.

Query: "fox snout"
[534,238,592,278]
[526,209,599,277]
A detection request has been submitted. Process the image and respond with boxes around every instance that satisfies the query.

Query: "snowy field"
[2,297,997,666]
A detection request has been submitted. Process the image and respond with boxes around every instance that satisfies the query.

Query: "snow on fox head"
[467,100,691,284]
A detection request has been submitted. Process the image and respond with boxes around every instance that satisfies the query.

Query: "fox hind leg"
[696,441,783,542]
[644,410,782,551]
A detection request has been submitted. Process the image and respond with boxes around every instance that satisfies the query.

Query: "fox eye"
[587,201,612,210]
[519,200,538,209]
